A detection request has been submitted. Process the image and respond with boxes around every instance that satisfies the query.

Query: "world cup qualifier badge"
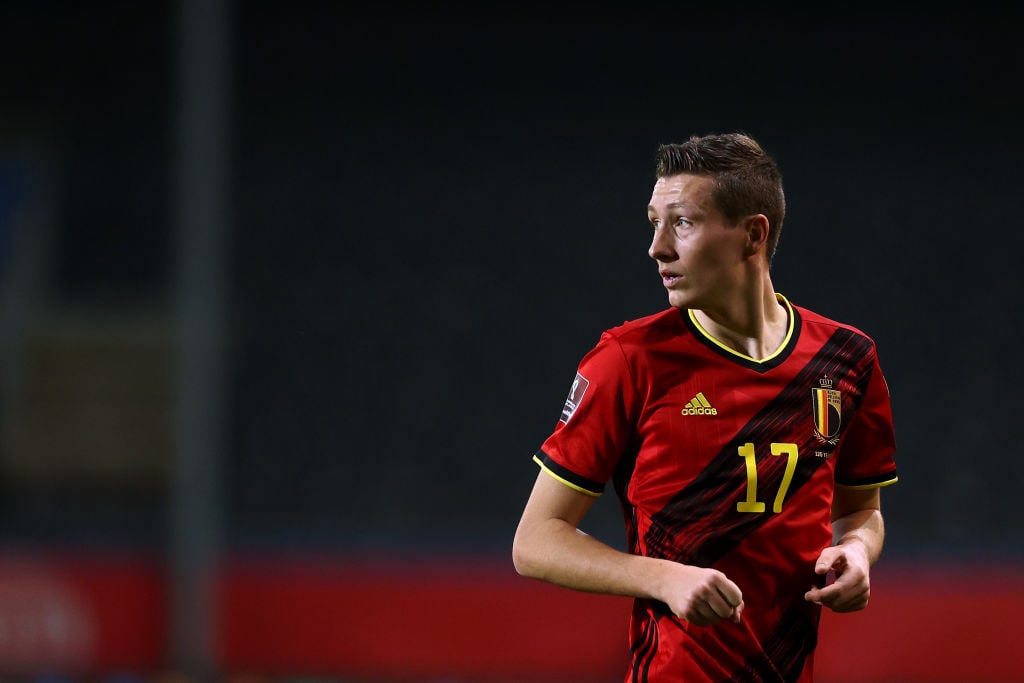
[812,375,842,444]
[560,372,590,424]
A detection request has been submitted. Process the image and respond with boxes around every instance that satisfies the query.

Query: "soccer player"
[512,132,898,682]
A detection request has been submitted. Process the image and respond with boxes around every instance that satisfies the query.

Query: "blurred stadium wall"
[1,2,1022,681]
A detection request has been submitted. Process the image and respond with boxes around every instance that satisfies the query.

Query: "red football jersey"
[534,295,898,683]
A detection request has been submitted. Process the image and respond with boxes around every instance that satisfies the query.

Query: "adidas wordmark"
[681,392,717,416]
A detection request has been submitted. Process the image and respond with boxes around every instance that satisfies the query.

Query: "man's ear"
[743,214,771,257]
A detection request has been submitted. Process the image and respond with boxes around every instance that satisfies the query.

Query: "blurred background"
[1,1,1022,682]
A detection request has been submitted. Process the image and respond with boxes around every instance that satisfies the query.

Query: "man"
[512,132,897,682]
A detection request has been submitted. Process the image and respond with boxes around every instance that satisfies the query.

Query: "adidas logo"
[681,392,717,416]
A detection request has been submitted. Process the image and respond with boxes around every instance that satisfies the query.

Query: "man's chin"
[667,292,695,309]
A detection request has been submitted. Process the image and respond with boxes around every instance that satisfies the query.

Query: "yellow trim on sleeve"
[533,455,602,497]
[837,476,899,490]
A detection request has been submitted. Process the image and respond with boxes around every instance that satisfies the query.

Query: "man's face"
[647,173,747,310]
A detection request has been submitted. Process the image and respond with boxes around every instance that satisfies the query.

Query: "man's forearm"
[831,508,885,565]
[513,516,668,599]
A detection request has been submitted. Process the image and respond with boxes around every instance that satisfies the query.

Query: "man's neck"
[692,284,789,361]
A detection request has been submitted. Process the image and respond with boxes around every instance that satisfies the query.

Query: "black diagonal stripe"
[630,604,660,683]
[847,348,874,410]
[729,603,819,683]
[644,328,874,566]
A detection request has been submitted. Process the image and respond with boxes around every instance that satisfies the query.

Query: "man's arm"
[804,486,885,612]
[512,471,744,626]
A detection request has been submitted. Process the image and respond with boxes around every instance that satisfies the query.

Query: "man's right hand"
[657,562,744,626]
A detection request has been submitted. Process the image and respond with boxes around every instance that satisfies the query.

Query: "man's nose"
[648,227,675,262]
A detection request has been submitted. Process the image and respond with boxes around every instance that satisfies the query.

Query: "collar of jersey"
[684,293,799,372]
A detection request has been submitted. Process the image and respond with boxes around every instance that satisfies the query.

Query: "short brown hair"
[655,133,786,262]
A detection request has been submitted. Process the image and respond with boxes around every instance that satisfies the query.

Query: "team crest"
[812,375,842,443]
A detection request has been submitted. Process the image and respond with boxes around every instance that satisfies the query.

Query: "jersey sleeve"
[534,331,638,496]
[834,350,898,488]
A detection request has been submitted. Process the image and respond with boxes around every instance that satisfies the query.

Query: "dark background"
[1,2,1022,571]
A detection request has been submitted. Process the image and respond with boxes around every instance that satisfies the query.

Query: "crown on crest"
[818,375,834,389]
